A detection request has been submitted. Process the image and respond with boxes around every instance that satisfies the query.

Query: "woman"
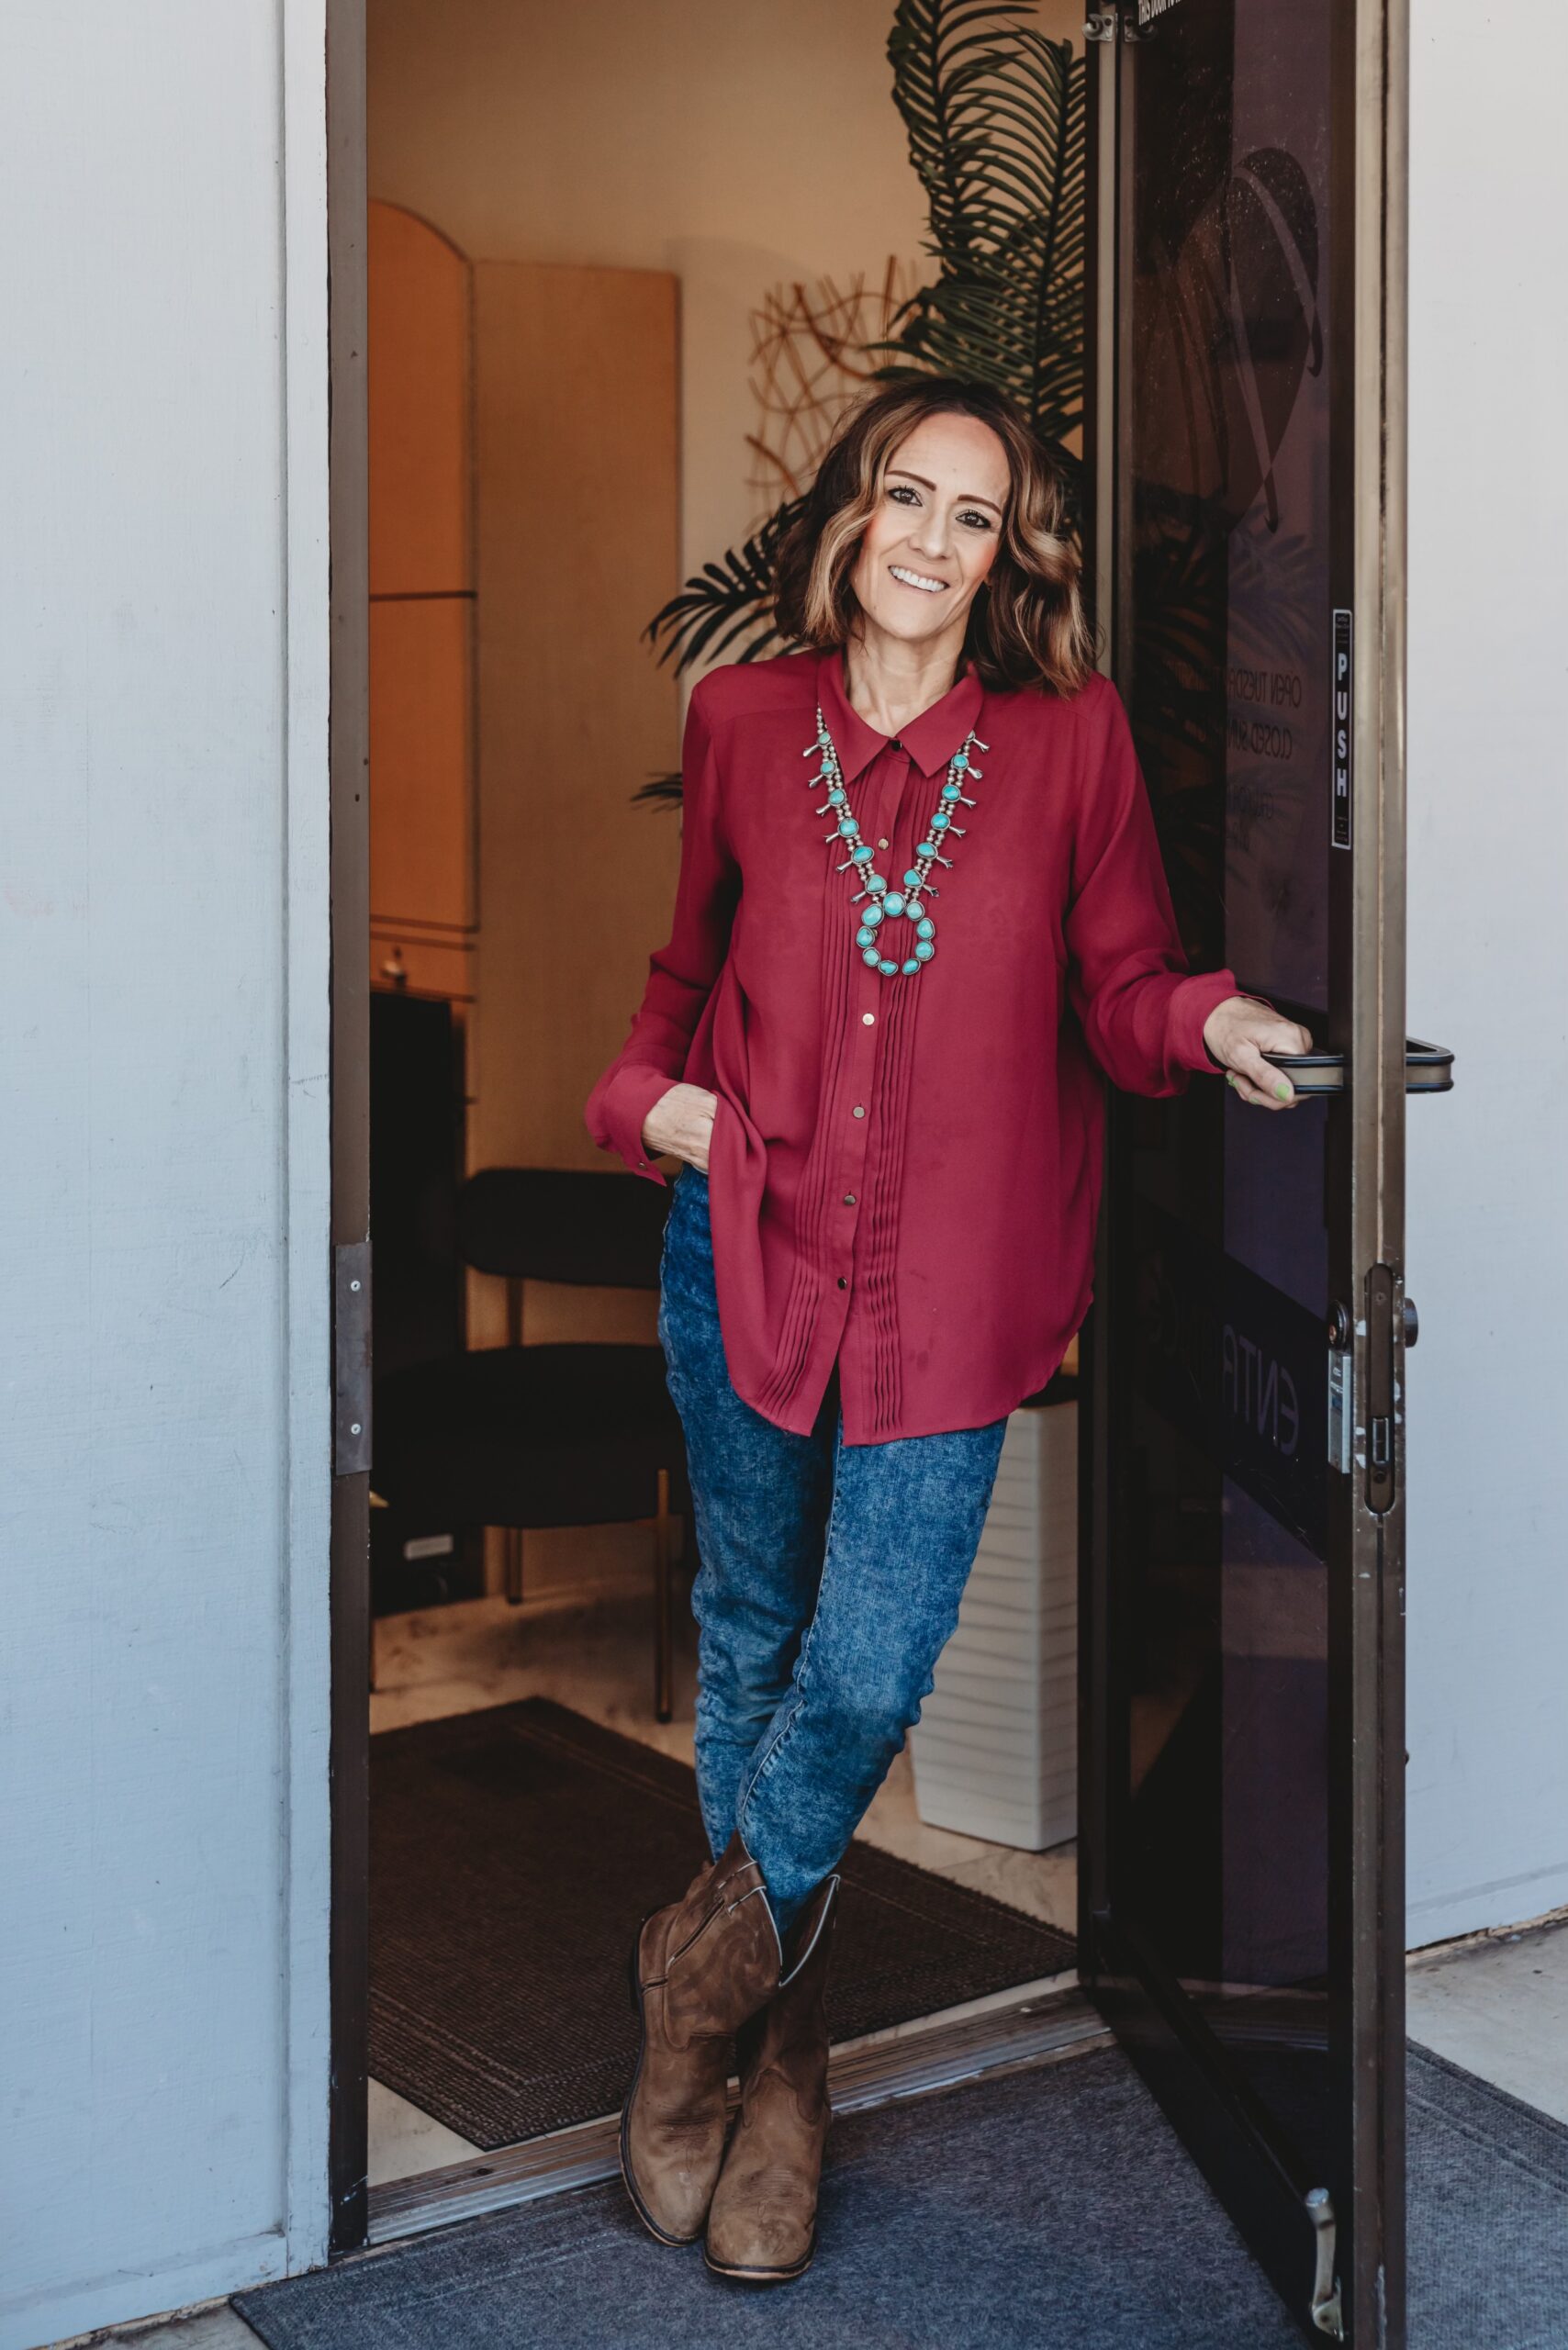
[585,377,1310,2282]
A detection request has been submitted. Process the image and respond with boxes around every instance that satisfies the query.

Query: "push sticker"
[1331,609,1352,850]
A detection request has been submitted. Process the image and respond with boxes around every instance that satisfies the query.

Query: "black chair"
[373,1169,689,1720]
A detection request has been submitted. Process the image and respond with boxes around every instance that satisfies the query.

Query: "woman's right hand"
[641,1082,719,1173]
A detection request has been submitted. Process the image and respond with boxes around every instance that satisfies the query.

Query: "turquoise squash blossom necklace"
[805,705,987,978]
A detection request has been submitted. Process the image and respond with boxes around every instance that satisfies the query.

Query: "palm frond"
[888,0,1085,450]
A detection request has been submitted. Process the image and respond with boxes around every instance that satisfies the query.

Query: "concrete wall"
[1404,9,1568,1945]
[0,6,332,2344]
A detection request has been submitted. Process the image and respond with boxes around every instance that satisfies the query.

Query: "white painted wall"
[0,6,333,2344]
[1405,9,1568,1946]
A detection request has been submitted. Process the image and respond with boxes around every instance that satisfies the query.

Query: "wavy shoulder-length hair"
[772,377,1093,698]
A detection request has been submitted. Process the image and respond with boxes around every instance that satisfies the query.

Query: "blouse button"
[862,1013,876,1026]
[843,1192,857,1206]
[877,836,890,849]
[836,1276,848,1290]
[852,1104,865,1117]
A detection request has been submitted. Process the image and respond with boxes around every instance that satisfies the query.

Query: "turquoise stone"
[828,789,846,807]
[867,872,887,892]
[883,893,905,916]
[916,916,935,940]
[930,811,949,830]
[902,958,920,975]
[953,751,969,770]
[856,925,876,949]
[916,841,937,859]
[942,782,962,800]
[863,903,884,926]
[862,946,880,967]
[903,868,924,888]
[838,816,859,836]
[878,957,897,976]
[853,845,873,863]
[914,940,935,961]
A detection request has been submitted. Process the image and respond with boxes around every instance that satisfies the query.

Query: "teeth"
[890,565,946,593]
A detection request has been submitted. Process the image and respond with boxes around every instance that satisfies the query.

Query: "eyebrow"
[888,467,1004,516]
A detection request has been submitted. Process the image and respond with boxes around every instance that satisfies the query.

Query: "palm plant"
[640,0,1085,776]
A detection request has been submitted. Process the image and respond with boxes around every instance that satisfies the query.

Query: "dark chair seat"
[375,1342,687,1535]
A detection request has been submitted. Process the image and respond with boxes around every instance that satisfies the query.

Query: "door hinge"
[1365,1263,1396,1515]
[334,1239,372,1476]
[1306,2187,1343,2337]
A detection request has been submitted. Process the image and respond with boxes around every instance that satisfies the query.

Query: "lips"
[890,565,947,594]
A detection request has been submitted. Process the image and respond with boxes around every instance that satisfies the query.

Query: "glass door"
[1079,3,1441,2342]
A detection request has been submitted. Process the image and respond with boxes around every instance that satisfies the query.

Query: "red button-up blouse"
[586,649,1238,1445]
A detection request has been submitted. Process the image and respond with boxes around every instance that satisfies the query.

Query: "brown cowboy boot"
[621,1829,781,2246]
[704,1873,839,2280]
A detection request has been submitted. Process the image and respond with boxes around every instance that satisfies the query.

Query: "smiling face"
[846,410,1011,655]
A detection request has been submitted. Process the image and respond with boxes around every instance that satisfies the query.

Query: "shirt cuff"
[593,1061,678,1184]
[1169,969,1245,1074]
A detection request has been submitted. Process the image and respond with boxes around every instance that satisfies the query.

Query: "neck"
[843,618,965,737]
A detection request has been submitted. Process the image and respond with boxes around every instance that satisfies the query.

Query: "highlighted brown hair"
[772,377,1093,698]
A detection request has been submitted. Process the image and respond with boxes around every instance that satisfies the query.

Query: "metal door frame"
[1079,1,1409,2338]
[327,0,372,2259]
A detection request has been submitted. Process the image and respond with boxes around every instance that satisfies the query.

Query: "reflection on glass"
[1118,0,1338,2188]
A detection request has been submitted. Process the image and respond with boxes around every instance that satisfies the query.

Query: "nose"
[910,502,952,562]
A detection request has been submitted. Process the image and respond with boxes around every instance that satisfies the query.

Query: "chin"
[860,590,959,643]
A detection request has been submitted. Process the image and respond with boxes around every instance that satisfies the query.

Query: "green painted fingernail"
[1274,1080,1292,1101]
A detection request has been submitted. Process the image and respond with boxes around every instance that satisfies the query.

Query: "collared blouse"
[586,649,1238,1445]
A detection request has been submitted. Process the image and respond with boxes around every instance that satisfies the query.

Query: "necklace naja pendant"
[804,707,986,978]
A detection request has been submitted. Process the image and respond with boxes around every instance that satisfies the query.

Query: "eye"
[958,509,996,532]
[888,482,920,506]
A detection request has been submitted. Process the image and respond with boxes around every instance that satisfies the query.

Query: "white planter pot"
[910,1394,1078,1852]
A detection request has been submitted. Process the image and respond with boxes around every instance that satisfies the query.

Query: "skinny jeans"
[657,1164,1007,1935]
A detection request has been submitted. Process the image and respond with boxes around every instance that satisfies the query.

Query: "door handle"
[1259,1037,1454,1095]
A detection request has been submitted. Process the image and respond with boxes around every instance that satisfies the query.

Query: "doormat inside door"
[369,1696,1074,2150]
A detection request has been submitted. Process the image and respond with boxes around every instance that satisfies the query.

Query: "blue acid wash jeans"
[657,1163,1008,1937]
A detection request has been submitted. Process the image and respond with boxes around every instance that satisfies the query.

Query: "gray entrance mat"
[367,1697,1073,2148]
[233,2042,1568,2349]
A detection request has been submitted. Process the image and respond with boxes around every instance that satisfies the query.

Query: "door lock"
[1366,1264,1396,1513]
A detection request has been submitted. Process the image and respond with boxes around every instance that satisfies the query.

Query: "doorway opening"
[350,0,1089,2236]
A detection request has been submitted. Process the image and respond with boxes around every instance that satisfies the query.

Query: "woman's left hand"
[1202,996,1315,1109]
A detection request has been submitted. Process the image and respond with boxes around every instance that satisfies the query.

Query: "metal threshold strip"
[367,1975,1103,2247]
